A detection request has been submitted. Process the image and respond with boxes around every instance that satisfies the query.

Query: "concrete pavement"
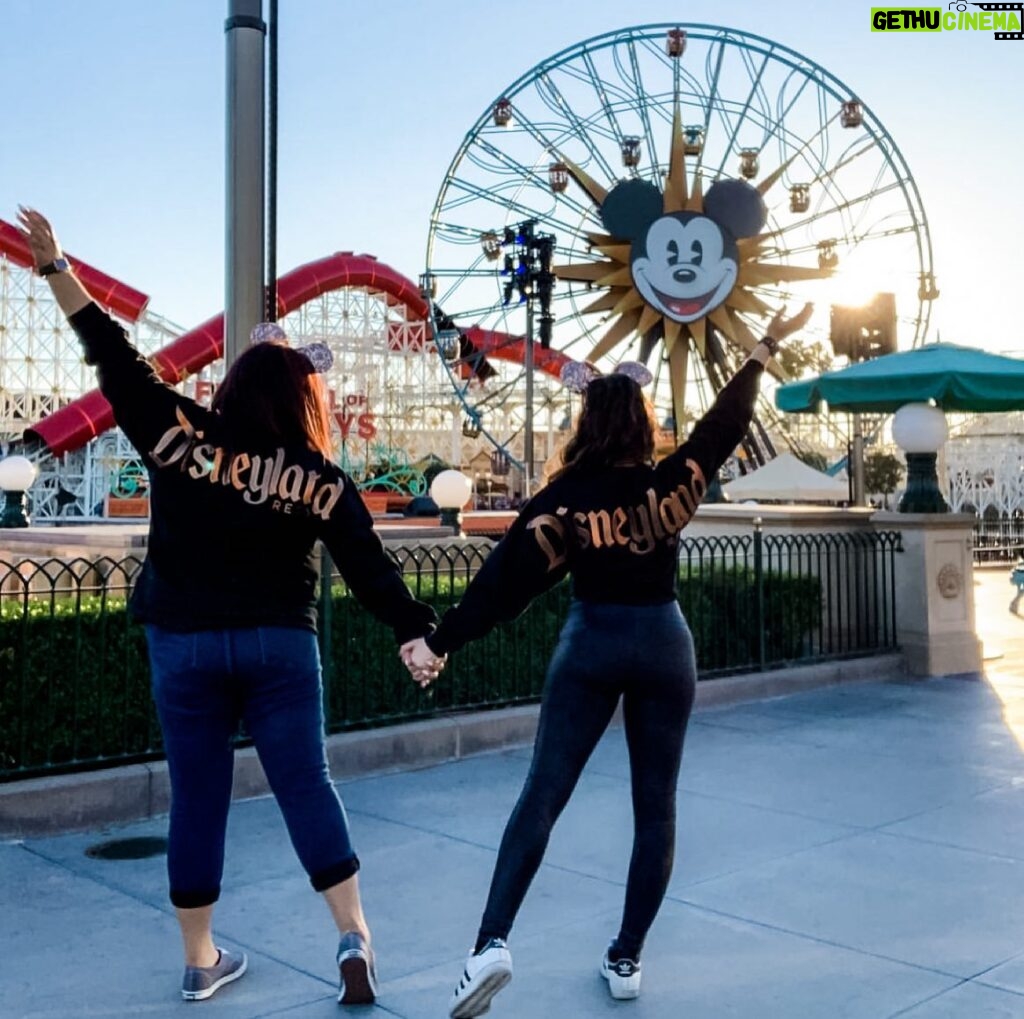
[4,572,1024,1018]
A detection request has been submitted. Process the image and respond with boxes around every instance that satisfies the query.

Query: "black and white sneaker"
[600,952,641,1000]
[448,938,513,1018]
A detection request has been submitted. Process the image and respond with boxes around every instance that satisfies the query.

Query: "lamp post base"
[898,452,948,514]
[439,507,463,536]
[0,490,30,528]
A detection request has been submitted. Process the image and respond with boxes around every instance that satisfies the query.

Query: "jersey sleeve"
[317,469,438,643]
[68,301,204,461]
[425,488,570,656]
[655,359,764,490]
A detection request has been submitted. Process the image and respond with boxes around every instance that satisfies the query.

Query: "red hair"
[211,341,333,457]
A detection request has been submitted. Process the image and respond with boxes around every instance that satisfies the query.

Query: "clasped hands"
[399,637,447,689]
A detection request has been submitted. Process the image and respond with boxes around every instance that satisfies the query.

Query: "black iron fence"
[0,528,901,782]
[973,517,1024,564]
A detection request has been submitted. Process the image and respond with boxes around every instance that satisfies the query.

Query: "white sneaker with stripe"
[448,938,513,1019]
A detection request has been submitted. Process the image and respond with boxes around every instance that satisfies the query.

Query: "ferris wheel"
[424,23,937,471]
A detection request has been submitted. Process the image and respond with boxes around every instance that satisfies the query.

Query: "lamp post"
[0,456,39,528]
[498,220,556,498]
[892,403,949,513]
[431,469,473,536]
[225,0,266,368]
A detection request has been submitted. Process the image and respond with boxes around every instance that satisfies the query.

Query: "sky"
[1,0,1021,352]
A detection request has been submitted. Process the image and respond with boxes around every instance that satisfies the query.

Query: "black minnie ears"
[250,322,334,373]
[599,177,767,242]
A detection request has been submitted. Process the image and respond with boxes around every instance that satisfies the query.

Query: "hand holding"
[16,207,63,271]
[399,637,447,689]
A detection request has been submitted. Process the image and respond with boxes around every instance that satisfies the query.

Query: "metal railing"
[973,517,1024,564]
[0,528,901,782]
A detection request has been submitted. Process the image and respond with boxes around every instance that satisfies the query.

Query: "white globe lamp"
[891,403,948,513]
[0,456,39,528]
[431,469,473,535]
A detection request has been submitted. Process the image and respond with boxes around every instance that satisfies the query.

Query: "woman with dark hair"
[17,208,441,1006]
[403,304,812,1017]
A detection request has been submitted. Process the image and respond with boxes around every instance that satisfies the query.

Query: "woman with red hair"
[18,207,440,1007]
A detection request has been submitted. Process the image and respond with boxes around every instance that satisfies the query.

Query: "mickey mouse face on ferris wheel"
[599,177,768,324]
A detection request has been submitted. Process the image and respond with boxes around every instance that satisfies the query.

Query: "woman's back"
[70,302,432,639]
[425,358,762,657]
[138,406,340,630]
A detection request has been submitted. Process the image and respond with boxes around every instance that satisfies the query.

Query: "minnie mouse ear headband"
[250,322,334,374]
[559,359,653,394]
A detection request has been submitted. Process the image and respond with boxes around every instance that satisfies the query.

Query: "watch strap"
[39,257,71,277]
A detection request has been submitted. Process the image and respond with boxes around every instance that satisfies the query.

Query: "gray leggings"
[477,599,697,958]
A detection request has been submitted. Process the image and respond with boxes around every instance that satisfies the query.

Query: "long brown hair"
[211,341,333,456]
[552,373,656,479]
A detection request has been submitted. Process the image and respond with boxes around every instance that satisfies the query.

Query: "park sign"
[870,4,1022,39]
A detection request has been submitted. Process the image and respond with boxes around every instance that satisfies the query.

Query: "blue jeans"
[146,625,358,908]
[477,599,697,959]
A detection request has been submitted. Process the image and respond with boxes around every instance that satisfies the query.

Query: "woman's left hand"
[16,207,63,270]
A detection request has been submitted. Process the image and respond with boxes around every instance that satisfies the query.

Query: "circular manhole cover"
[85,836,168,860]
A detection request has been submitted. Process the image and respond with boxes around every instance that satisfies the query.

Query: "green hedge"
[0,568,822,779]
[679,566,823,670]
[0,595,154,776]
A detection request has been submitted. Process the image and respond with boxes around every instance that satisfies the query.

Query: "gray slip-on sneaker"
[181,948,248,1001]
[337,931,378,1005]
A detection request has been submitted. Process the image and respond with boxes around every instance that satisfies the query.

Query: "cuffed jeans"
[146,625,359,909]
[477,599,697,959]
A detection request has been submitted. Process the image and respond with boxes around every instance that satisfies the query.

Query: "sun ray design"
[590,307,644,361]
[551,95,836,417]
[663,318,683,353]
[687,315,706,356]
[668,342,690,432]
[663,104,689,213]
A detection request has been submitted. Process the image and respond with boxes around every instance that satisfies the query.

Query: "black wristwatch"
[39,257,71,277]
[760,335,780,357]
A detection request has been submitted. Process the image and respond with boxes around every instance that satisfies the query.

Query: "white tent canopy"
[722,452,848,503]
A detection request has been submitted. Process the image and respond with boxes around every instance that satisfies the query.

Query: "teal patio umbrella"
[775,344,1024,512]
[776,343,1024,415]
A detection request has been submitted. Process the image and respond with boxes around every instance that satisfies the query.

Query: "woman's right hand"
[765,302,814,344]
[16,207,63,271]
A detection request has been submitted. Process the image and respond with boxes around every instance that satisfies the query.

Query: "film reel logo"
[871,3,1022,36]
[950,1,1022,37]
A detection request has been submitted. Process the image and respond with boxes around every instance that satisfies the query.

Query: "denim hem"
[170,886,221,909]
[310,855,360,892]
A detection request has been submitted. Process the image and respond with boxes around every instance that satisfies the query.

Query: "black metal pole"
[524,290,535,498]
[265,0,278,321]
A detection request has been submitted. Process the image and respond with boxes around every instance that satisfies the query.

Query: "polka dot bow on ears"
[250,322,334,374]
[559,359,653,393]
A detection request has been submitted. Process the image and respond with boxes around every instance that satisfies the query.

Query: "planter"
[106,497,149,519]
[359,492,391,515]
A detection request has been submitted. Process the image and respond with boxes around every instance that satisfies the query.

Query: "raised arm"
[656,303,814,486]
[16,207,194,457]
